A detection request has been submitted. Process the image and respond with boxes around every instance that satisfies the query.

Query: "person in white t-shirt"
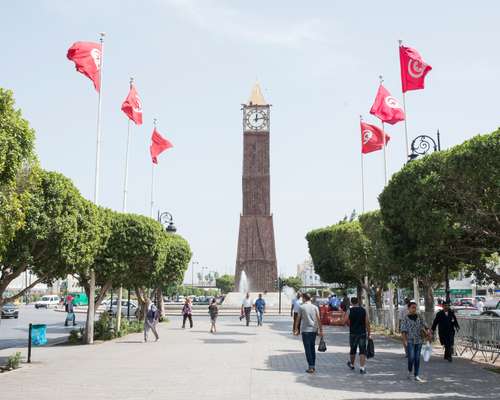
[291,293,302,333]
[241,293,252,326]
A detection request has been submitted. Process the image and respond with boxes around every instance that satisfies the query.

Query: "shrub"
[68,328,84,344]
[6,352,22,370]
[94,312,115,341]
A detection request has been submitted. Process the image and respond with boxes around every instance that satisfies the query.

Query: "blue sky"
[2,1,500,280]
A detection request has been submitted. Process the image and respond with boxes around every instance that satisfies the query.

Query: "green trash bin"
[31,324,47,346]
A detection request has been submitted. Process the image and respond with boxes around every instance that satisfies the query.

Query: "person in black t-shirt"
[343,297,371,374]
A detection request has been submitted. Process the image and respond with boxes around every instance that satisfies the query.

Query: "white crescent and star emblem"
[133,96,143,113]
[90,48,101,70]
[408,59,424,78]
[363,130,373,144]
[384,96,402,109]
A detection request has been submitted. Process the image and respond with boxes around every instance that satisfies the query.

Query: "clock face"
[245,108,268,131]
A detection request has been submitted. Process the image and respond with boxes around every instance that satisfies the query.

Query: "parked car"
[1,303,19,319]
[480,310,500,318]
[484,298,500,311]
[453,298,475,307]
[107,300,139,317]
[35,295,60,309]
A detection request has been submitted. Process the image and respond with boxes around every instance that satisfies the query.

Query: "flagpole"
[379,75,388,185]
[122,77,134,213]
[399,39,410,159]
[86,31,105,346]
[150,118,157,218]
[359,115,365,213]
[118,76,134,333]
[399,41,419,302]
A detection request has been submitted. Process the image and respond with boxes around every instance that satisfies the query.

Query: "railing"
[368,307,500,363]
[455,317,500,363]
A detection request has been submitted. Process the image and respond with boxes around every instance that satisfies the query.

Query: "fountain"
[239,271,249,294]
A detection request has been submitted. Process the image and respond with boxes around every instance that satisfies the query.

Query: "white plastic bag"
[422,341,432,362]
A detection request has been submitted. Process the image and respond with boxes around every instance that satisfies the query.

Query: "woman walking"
[401,301,432,382]
[208,298,219,334]
[182,298,193,329]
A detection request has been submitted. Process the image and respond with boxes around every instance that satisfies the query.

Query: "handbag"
[423,341,432,362]
[366,338,375,359]
[318,337,327,352]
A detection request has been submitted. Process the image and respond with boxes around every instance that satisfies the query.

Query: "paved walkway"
[0,316,498,400]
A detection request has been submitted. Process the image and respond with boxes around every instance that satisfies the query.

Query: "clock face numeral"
[245,109,268,131]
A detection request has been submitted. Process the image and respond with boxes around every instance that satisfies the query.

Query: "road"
[0,305,86,349]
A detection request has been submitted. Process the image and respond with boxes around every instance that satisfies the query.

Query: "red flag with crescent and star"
[150,129,173,164]
[360,122,390,154]
[121,84,143,125]
[66,41,102,92]
[370,84,405,125]
[399,45,432,93]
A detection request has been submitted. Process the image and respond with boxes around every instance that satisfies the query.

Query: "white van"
[35,295,60,309]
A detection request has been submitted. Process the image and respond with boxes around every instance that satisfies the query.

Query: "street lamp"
[407,131,441,161]
[157,211,177,233]
[407,130,450,303]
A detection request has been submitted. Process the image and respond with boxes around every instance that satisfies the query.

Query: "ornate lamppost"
[157,211,177,233]
[407,130,450,303]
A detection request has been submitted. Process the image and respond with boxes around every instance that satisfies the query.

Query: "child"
[208,298,219,334]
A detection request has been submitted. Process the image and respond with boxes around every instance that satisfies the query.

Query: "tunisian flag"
[150,129,173,164]
[370,84,405,125]
[121,85,143,125]
[399,45,432,93]
[361,122,390,154]
[67,41,102,91]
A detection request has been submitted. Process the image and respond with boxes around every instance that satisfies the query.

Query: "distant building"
[5,272,83,299]
[296,259,329,287]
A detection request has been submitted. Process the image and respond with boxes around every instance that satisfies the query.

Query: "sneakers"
[415,376,425,383]
[360,368,366,375]
[347,361,355,370]
[306,367,315,374]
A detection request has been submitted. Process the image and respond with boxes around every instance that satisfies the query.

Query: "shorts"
[349,334,367,355]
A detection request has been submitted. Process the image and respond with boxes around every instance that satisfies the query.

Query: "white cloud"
[161,0,328,47]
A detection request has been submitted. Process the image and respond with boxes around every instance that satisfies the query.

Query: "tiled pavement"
[0,315,498,400]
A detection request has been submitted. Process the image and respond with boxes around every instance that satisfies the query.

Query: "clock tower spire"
[235,83,277,292]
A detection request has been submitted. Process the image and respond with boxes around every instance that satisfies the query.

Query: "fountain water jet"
[239,271,249,294]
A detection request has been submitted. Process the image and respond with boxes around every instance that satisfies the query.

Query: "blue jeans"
[407,342,422,376]
[256,310,264,326]
[302,332,317,368]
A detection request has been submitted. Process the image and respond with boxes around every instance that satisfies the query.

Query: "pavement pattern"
[0,315,498,400]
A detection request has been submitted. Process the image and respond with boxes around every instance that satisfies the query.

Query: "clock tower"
[235,83,278,292]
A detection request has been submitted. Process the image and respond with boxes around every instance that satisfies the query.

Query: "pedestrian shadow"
[263,341,500,399]
[115,340,144,344]
[199,338,247,344]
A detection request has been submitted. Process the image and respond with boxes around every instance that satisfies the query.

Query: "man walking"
[294,293,323,373]
[344,297,370,374]
[431,301,460,362]
[241,293,252,326]
[144,302,160,342]
[182,298,193,329]
[291,293,302,333]
[254,293,266,326]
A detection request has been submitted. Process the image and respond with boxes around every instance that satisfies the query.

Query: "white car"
[35,295,60,309]
[107,300,139,317]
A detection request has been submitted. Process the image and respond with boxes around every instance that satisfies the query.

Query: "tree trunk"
[84,270,96,344]
[421,280,435,326]
[356,284,363,305]
[375,287,383,310]
[116,286,123,332]
[135,286,148,321]
[157,288,165,320]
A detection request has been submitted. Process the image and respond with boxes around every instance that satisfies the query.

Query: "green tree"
[216,274,235,294]
[280,276,303,292]
[0,170,97,305]
[306,220,369,301]
[379,130,500,310]
[0,88,36,254]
